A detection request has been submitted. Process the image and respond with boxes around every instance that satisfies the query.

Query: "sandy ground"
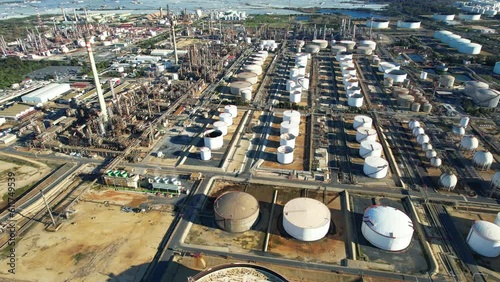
[0,190,174,282]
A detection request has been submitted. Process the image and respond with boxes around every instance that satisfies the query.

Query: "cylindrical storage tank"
[336,51,354,62]
[356,46,372,55]
[472,150,494,170]
[283,198,331,241]
[200,147,212,161]
[339,40,356,50]
[312,39,328,49]
[361,205,414,251]
[473,88,500,108]
[348,94,364,108]
[433,14,455,21]
[409,120,421,130]
[466,221,500,257]
[465,81,489,96]
[248,57,264,66]
[297,77,309,90]
[494,62,500,75]
[280,120,300,137]
[286,79,296,91]
[431,157,442,167]
[241,89,252,101]
[434,30,453,40]
[304,44,320,54]
[393,86,410,97]
[373,57,381,67]
[384,69,408,83]
[219,112,233,126]
[413,127,425,137]
[297,66,306,76]
[422,103,432,113]
[242,64,263,75]
[229,81,253,95]
[366,19,390,29]
[213,121,228,136]
[214,191,259,233]
[353,115,373,129]
[426,149,437,159]
[417,134,430,145]
[342,67,357,76]
[459,13,481,21]
[340,60,355,68]
[290,90,302,103]
[379,62,399,73]
[411,102,421,112]
[296,40,305,48]
[460,116,470,128]
[452,126,466,136]
[290,67,300,79]
[359,40,377,50]
[439,172,458,190]
[420,71,428,80]
[257,50,268,58]
[495,212,500,227]
[363,156,389,179]
[397,95,415,108]
[450,38,471,49]
[277,145,294,164]
[422,143,433,151]
[283,110,301,124]
[280,133,296,148]
[460,135,479,151]
[346,86,362,97]
[359,141,383,159]
[356,127,377,143]
[444,34,461,45]
[237,72,258,84]
[458,43,482,55]
[383,77,394,87]
[331,45,347,54]
[203,129,224,150]
[224,105,238,118]
[439,75,455,88]
[397,20,421,29]
[345,78,359,89]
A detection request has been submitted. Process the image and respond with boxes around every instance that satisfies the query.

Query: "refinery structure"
[0,2,499,282]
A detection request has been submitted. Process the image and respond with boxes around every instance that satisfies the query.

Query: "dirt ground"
[0,190,174,282]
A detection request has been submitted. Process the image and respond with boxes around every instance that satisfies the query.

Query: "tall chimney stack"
[85,40,108,123]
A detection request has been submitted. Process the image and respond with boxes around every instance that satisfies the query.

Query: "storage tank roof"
[214,191,259,220]
[237,72,258,79]
[473,150,493,166]
[283,198,331,229]
[472,221,500,241]
[230,81,253,88]
[357,127,377,135]
[360,141,382,151]
[363,205,413,238]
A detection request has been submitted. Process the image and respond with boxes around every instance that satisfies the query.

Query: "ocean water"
[0,0,386,19]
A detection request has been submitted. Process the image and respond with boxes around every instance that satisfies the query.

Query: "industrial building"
[0,103,36,120]
[21,83,71,104]
[102,170,140,189]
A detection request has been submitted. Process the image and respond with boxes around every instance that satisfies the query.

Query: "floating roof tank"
[348,94,364,108]
[472,150,494,170]
[191,264,288,282]
[473,88,500,108]
[356,46,372,55]
[363,156,389,179]
[280,133,296,148]
[229,81,253,95]
[339,40,356,50]
[331,45,347,54]
[237,72,258,84]
[359,40,377,50]
[458,43,482,55]
[439,172,458,190]
[214,191,259,233]
[219,112,233,126]
[277,145,294,164]
[242,64,263,75]
[460,135,479,151]
[466,221,500,258]
[361,205,414,251]
[203,129,224,150]
[213,121,228,136]
[304,44,320,54]
[283,198,331,241]
[280,120,300,137]
[384,69,408,83]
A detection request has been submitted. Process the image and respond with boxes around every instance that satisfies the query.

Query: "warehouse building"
[0,103,36,120]
[21,83,71,104]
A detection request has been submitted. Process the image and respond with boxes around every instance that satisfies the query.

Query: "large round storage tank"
[214,191,259,233]
[378,62,399,73]
[297,77,309,90]
[422,103,432,113]
[459,13,481,21]
[460,135,479,151]
[361,205,414,251]
[466,221,500,257]
[397,20,421,29]
[433,14,455,21]
[359,141,383,159]
[346,86,361,97]
[283,110,301,124]
[434,30,453,40]
[422,143,433,151]
[224,105,238,118]
[472,150,494,170]
[452,126,466,136]
[460,116,470,128]
[336,51,354,62]
[353,115,373,129]
[242,64,263,75]
[397,95,415,108]
[359,40,377,50]
[312,39,328,49]
[356,127,377,143]
[366,19,390,29]
[408,120,420,130]
[439,75,455,88]
[229,81,253,95]
[213,121,228,136]
[200,147,212,161]
[363,156,389,178]
[494,62,500,75]
[384,69,408,83]
[348,94,364,108]
[417,134,430,145]
[356,46,372,55]
[241,89,252,101]
[331,45,347,54]
[237,72,258,84]
[277,145,294,164]
[439,172,458,190]
[286,79,296,91]
[412,127,425,137]
[280,120,300,137]
[204,129,224,150]
[411,102,421,112]
[473,88,500,108]
[219,112,233,126]
[444,34,461,45]
[345,78,359,89]
[339,40,356,50]
[458,43,482,55]
[450,38,471,49]
[289,90,302,103]
[430,157,442,167]
[304,44,320,54]
[280,133,296,148]
[465,81,489,96]
[426,150,437,159]
[283,198,331,242]
[393,86,410,97]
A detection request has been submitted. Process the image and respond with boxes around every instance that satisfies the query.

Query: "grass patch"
[1,181,37,203]
[73,252,90,264]
[0,155,40,169]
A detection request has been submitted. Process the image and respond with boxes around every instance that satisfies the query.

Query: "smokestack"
[85,40,109,123]
[170,19,178,65]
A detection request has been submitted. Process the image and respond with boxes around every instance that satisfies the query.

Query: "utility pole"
[40,190,57,227]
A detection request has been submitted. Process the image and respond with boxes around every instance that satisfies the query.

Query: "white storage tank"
[280,120,300,137]
[340,60,355,68]
[356,46,373,55]
[229,81,253,95]
[495,212,500,227]
[359,141,383,159]
[460,135,479,151]
[426,150,437,159]
[277,145,294,164]
[203,129,224,150]
[444,34,461,45]
[361,205,414,251]
[459,13,481,20]
[408,120,421,130]
[412,127,425,137]
[283,110,301,124]
[214,191,259,233]
[439,172,458,190]
[384,69,408,83]
[473,88,500,108]
[433,14,455,21]
[342,67,357,76]
[280,133,296,148]
[397,20,421,29]
[430,157,442,168]
[465,81,489,96]
[344,78,359,89]
[213,121,228,136]
[289,90,302,103]
[450,38,471,49]
[356,127,377,143]
[378,62,399,73]
[339,40,356,50]
[290,67,300,79]
[359,40,377,50]
[331,45,347,54]
[458,43,482,55]
[219,112,233,126]
[366,19,390,29]
[348,94,364,108]
[304,44,320,54]
[439,75,455,88]
[346,86,362,97]
[466,221,500,258]
[286,79,296,91]
[237,72,258,84]
[200,147,212,161]
[363,157,389,179]
[312,39,328,49]
[224,105,238,118]
[460,116,470,128]
[422,143,433,151]
[242,64,263,75]
[434,30,453,40]
[417,134,430,145]
[297,77,310,90]
[336,51,354,62]
[283,198,331,242]
[241,89,252,101]
[472,150,494,170]
[353,115,373,129]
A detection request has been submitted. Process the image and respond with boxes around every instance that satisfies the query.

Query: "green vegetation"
[138,30,170,49]
[73,252,91,264]
[1,181,37,203]
[462,99,494,116]
[0,155,40,169]
[244,15,291,29]
[373,0,459,17]
[0,16,38,42]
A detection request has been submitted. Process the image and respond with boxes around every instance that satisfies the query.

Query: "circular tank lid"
[280,133,296,140]
[284,197,331,229]
[281,120,300,128]
[365,156,388,167]
[237,72,258,79]
[363,205,414,238]
[283,110,301,118]
[360,140,383,151]
[230,81,253,88]
[204,129,223,138]
[200,147,211,152]
[354,115,372,123]
[357,127,377,135]
[277,145,294,153]
[213,121,228,128]
[214,191,259,220]
[472,221,500,241]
